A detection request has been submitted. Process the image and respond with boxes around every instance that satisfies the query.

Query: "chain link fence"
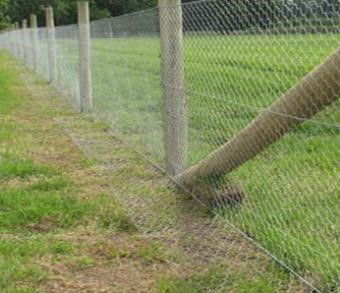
[0,0,339,291]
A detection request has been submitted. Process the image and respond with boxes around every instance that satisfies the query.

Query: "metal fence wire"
[0,0,339,291]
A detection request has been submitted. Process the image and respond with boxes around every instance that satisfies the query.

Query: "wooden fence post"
[45,7,57,83]
[159,0,187,175]
[21,19,27,63]
[14,22,20,59]
[8,25,15,53]
[6,26,12,53]
[77,1,93,113]
[12,24,16,53]
[30,14,39,72]
[3,28,8,51]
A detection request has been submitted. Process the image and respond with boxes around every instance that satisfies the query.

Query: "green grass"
[0,164,133,235]
[56,33,339,289]
[0,52,135,291]
[85,34,340,162]
[157,264,287,293]
[0,237,52,291]
[0,63,20,115]
[0,153,54,179]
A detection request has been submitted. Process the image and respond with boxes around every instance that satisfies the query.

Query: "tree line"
[1,0,338,30]
[0,0,167,29]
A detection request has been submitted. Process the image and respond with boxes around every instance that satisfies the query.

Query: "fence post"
[3,28,8,51]
[77,1,93,113]
[9,25,15,54]
[7,26,12,54]
[12,24,16,53]
[159,0,187,175]
[45,6,57,83]
[30,14,39,72]
[14,22,20,59]
[21,19,27,63]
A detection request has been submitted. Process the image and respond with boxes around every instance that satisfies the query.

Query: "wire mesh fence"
[0,0,339,291]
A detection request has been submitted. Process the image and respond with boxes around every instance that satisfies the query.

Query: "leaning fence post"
[30,14,39,72]
[159,0,187,175]
[175,47,340,202]
[21,19,27,63]
[77,1,93,113]
[45,6,57,83]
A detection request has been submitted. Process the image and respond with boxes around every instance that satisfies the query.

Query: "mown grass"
[0,52,135,291]
[0,63,20,115]
[0,158,134,291]
[0,147,132,236]
[0,153,53,180]
[86,34,340,162]
[157,264,286,293]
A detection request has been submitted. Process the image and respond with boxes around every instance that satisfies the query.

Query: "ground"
[0,51,316,292]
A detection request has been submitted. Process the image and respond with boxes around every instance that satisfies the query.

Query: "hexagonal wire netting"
[1,0,339,291]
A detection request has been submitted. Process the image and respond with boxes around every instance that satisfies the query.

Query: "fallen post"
[175,47,340,203]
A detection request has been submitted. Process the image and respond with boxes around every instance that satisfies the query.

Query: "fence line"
[0,0,339,291]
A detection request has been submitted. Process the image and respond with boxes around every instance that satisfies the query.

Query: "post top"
[30,14,38,27]
[77,1,90,24]
[45,6,55,27]
[22,19,27,28]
